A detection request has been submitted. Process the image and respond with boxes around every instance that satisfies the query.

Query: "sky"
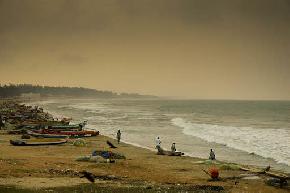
[0,0,290,100]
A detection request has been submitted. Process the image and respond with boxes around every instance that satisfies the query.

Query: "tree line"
[0,84,155,98]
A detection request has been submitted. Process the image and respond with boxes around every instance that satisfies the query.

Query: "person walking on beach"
[171,143,176,152]
[209,149,216,160]
[155,136,161,149]
[116,130,121,144]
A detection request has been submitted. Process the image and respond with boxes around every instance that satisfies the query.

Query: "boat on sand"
[156,146,184,156]
[27,131,68,139]
[10,138,67,146]
[28,129,99,138]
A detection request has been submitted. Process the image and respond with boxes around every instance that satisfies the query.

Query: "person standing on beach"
[116,130,121,144]
[0,116,4,129]
[209,149,216,160]
[171,143,176,152]
[155,136,161,149]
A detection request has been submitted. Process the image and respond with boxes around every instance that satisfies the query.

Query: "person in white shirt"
[171,143,176,152]
[155,136,161,149]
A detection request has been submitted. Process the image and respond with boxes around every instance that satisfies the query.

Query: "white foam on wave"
[86,116,113,124]
[68,103,115,114]
[110,114,128,120]
[172,118,290,166]
[24,100,56,107]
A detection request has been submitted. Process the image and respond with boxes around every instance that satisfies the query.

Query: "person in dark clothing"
[209,149,216,160]
[171,143,176,152]
[116,130,121,144]
[0,117,4,129]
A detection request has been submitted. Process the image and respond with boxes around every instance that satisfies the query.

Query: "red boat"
[32,129,99,137]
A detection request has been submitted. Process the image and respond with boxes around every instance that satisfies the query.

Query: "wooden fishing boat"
[10,139,67,146]
[27,131,68,139]
[48,124,82,130]
[16,119,71,129]
[32,129,99,136]
[28,130,99,138]
[47,121,87,131]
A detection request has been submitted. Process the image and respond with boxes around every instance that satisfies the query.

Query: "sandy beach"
[1,0,290,191]
[0,100,289,193]
[0,134,288,193]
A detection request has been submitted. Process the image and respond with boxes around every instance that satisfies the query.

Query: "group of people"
[156,136,216,160]
[156,137,178,153]
[116,131,216,160]
[156,136,176,153]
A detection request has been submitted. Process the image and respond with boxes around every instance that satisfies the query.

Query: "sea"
[26,98,290,173]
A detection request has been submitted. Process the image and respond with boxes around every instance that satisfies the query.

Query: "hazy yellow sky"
[0,0,290,99]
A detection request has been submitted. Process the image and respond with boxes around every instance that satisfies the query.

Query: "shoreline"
[0,99,289,192]
[38,99,290,174]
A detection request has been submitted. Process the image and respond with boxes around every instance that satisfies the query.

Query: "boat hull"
[10,139,67,146]
[28,130,99,138]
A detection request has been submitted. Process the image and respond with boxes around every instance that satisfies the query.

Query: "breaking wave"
[172,118,290,166]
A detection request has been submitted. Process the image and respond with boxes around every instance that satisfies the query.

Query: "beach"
[0,99,289,193]
[0,133,289,193]
[28,98,290,172]
[1,1,290,192]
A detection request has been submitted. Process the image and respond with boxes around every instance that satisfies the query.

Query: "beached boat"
[28,130,99,138]
[47,121,87,131]
[27,131,68,139]
[32,129,99,136]
[10,139,67,146]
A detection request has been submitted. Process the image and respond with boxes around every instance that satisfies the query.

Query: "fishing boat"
[32,129,99,136]
[16,119,72,129]
[28,130,99,138]
[47,121,87,131]
[10,139,67,146]
[27,131,68,139]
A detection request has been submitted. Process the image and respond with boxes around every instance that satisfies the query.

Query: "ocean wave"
[85,116,113,123]
[137,117,156,120]
[172,118,290,166]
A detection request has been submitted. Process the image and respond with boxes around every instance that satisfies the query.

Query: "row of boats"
[27,121,99,138]
[1,102,100,146]
[10,121,100,146]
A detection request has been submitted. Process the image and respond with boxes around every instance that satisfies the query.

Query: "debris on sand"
[79,170,121,183]
[79,171,95,183]
[202,167,220,181]
[107,140,117,148]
